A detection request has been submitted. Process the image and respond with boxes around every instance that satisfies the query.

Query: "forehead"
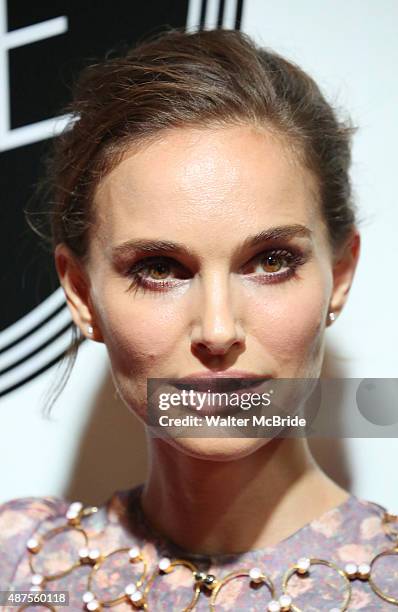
[92,124,325,254]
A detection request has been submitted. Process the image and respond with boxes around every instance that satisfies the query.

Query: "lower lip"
[170,379,272,416]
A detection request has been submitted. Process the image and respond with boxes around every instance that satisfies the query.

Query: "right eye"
[126,256,189,294]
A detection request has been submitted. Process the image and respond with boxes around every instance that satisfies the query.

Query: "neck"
[140,437,349,555]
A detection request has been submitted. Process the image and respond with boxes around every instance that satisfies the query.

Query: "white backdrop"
[1,0,397,509]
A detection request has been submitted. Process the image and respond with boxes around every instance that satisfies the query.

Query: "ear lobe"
[328,229,361,321]
[54,243,102,341]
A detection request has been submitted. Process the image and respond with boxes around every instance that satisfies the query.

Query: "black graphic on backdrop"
[0,0,244,396]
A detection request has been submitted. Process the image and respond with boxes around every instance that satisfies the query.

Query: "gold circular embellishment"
[66,502,98,526]
[209,568,275,611]
[282,558,352,612]
[27,524,89,582]
[382,512,398,543]
[142,558,201,611]
[368,547,398,605]
[18,501,398,611]
[85,546,149,607]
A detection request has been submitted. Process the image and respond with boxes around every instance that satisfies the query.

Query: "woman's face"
[65,124,353,460]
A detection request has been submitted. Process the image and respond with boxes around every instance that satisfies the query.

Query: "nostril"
[192,334,245,356]
[195,341,230,356]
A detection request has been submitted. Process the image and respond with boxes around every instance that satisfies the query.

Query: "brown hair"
[28,27,359,412]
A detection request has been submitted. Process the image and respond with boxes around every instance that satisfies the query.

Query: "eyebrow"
[111,224,312,260]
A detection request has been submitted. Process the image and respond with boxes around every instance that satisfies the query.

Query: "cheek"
[246,278,328,367]
[97,294,183,375]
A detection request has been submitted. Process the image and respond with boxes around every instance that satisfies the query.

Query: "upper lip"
[177,370,270,380]
[173,371,272,392]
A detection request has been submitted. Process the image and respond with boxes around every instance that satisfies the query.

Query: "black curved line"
[200,0,208,29]
[0,320,74,376]
[235,0,244,29]
[217,0,225,27]
[0,342,84,399]
[0,301,68,355]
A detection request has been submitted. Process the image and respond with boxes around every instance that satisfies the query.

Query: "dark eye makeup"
[124,247,310,296]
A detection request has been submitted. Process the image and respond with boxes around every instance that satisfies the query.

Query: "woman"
[0,28,397,611]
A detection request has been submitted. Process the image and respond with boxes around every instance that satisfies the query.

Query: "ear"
[54,243,104,342]
[327,228,361,325]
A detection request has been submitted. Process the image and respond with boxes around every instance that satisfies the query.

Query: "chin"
[159,435,271,462]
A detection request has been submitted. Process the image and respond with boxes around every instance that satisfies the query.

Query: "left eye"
[242,247,309,283]
[255,251,292,274]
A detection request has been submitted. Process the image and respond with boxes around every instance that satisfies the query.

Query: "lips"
[172,377,271,393]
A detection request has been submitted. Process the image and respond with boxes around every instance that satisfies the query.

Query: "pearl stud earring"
[328,312,336,323]
[87,325,94,335]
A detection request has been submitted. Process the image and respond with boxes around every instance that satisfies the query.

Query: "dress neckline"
[105,483,381,564]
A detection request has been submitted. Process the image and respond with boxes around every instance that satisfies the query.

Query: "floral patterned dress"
[0,484,397,611]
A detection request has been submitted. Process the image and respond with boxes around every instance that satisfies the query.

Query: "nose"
[190,271,245,356]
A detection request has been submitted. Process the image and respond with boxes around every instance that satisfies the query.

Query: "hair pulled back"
[29,28,358,411]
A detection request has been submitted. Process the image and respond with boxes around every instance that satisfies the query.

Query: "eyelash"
[125,248,309,295]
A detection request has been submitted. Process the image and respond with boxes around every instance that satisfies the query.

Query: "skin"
[56,124,360,554]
